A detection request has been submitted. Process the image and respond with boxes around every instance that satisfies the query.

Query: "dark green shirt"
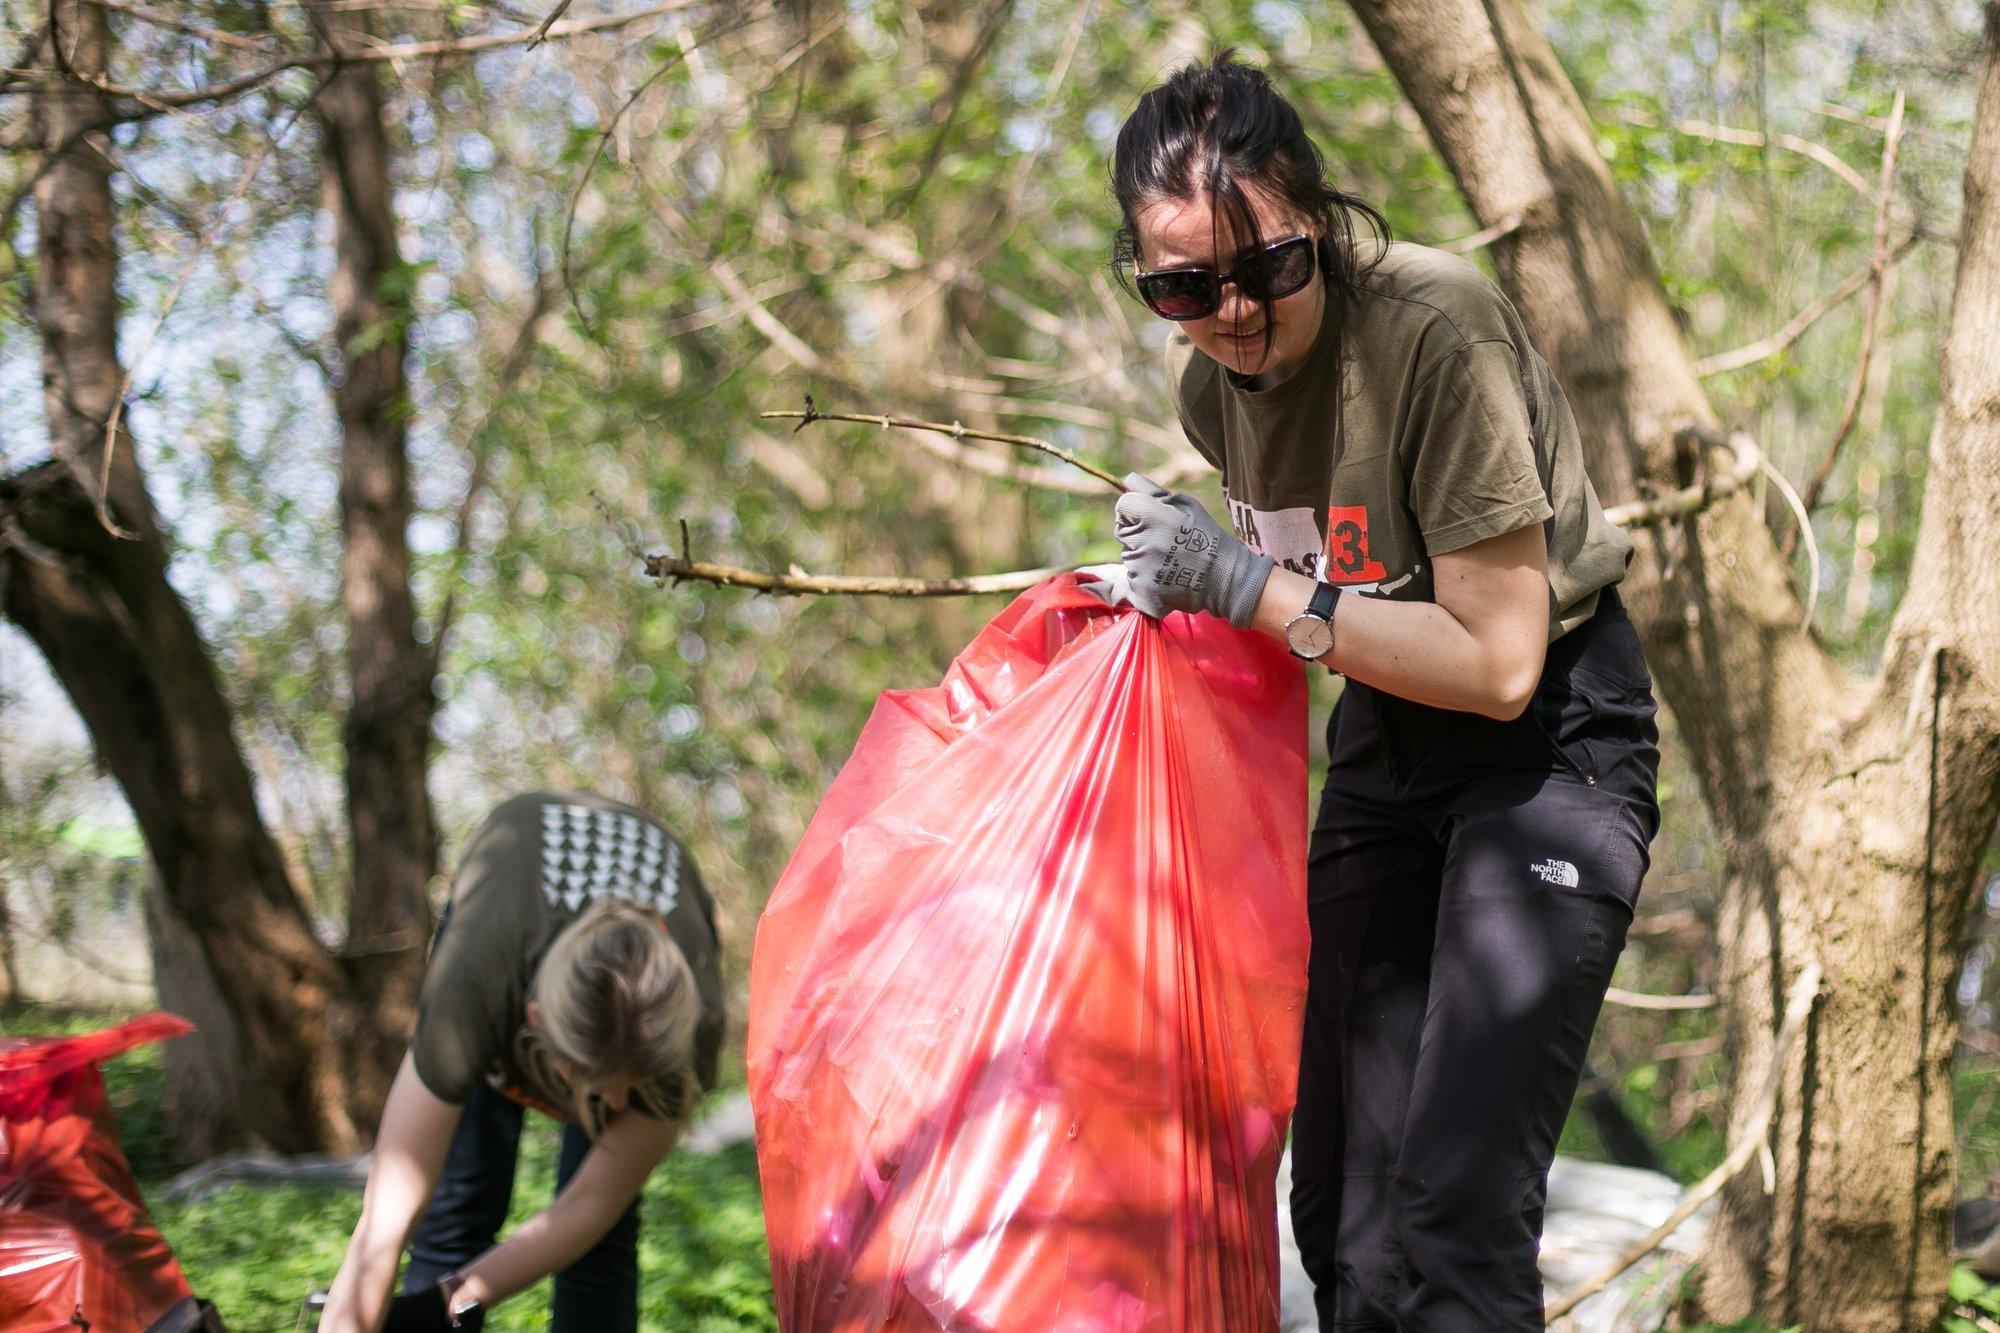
[1165,240,1632,641]
[410,791,725,1138]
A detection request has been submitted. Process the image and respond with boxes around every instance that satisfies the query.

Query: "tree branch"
[1615,107,1874,200]
[1603,986,1719,1011]
[4,0,714,113]
[1789,90,1908,550]
[1694,232,1923,378]
[1544,962,1822,1323]
[1601,426,1763,530]
[763,396,1124,491]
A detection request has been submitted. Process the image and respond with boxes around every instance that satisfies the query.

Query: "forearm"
[450,1176,631,1310]
[320,1052,463,1333]
[1251,565,1536,718]
[322,1156,440,1331]
[449,1112,678,1313]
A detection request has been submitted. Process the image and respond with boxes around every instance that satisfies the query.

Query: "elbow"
[1484,660,1544,722]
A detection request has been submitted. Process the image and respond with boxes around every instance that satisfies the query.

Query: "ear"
[526,1000,543,1031]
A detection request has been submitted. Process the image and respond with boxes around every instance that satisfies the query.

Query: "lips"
[1220,326,1268,343]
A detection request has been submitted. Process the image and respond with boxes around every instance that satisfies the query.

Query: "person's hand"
[1073,562,1134,609]
[382,1284,484,1332]
[1112,473,1274,629]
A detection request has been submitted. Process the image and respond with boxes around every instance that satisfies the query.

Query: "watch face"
[1287,616,1333,658]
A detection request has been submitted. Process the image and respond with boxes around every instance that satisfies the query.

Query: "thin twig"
[1603,986,1718,1011]
[1544,962,1822,1323]
[1614,107,1873,199]
[1601,426,1762,530]
[92,71,329,538]
[1441,209,1526,254]
[7,0,710,112]
[642,545,1075,598]
[524,0,575,46]
[1759,455,1820,629]
[764,396,1124,491]
[1790,90,1906,545]
[1694,232,1922,378]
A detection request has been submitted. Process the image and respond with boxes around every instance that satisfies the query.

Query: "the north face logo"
[1531,858,1579,888]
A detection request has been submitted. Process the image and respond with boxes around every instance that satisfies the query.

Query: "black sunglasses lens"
[1238,237,1315,301]
[1265,238,1316,297]
[1139,270,1218,320]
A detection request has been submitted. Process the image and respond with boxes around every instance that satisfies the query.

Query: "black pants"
[402,903,642,1332]
[1291,584,1662,1331]
[401,1083,641,1331]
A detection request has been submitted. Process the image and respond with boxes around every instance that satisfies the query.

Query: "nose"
[1212,282,1261,330]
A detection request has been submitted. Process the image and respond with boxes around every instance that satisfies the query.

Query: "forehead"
[1135,186,1310,267]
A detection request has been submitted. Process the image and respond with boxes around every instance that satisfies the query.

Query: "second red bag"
[748,574,1309,1331]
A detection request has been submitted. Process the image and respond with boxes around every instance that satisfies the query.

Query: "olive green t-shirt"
[410,790,726,1139]
[1164,240,1632,641]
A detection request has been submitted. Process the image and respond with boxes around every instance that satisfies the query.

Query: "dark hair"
[1108,47,1390,366]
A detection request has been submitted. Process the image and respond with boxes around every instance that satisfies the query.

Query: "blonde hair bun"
[531,896,700,1099]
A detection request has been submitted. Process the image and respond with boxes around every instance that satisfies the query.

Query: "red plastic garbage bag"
[1,1013,196,1332]
[748,574,1309,1331]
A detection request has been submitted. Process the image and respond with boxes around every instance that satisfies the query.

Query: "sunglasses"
[1134,233,1317,321]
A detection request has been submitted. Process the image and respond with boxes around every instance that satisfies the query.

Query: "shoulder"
[1349,240,1521,357]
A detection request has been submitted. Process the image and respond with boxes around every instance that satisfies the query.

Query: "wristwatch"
[1284,581,1343,663]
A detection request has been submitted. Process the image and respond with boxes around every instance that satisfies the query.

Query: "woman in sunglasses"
[1104,50,1662,1332]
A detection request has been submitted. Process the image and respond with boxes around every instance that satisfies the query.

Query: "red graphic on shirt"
[1323,505,1388,582]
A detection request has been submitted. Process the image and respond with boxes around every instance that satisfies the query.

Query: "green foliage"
[146,1130,778,1331]
[1942,1264,2000,1333]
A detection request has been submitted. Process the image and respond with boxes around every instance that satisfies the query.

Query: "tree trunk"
[1345,0,2000,1325]
[310,0,437,1073]
[3,0,367,1152]
[0,466,360,1152]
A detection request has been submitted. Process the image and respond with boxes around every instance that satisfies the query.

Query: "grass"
[2,1005,778,1330]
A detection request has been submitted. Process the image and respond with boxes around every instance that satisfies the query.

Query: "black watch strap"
[1307,580,1341,621]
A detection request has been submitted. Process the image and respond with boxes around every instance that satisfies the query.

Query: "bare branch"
[1694,232,1923,378]
[1545,963,1822,1323]
[1601,426,1763,530]
[427,262,562,670]
[763,396,1124,491]
[1602,986,1718,1011]
[82,0,275,50]
[5,0,715,112]
[91,73,329,539]
[525,0,576,47]
[643,546,1076,598]
[1614,106,1874,200]
[1440,209,1525,254]
[1790,90,1907,548]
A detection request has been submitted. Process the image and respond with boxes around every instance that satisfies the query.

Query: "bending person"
[320,790,726,1333]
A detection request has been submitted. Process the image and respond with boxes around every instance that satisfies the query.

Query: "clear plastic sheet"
[748,574,1309,1331]
[0,1013,196,1332]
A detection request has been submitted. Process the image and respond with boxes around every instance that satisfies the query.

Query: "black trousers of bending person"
[1290,583,1662,1331]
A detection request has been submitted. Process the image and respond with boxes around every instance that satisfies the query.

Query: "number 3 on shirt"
[1324,505,1388,582]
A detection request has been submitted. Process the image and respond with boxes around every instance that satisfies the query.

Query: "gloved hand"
[1113,473,1274,629]
[1073,562,1134,609]
[382,1284,484,1332]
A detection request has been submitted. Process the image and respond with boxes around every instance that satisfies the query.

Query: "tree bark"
[0,467,360,1153]
[4,0,366,1152]
[1345,0,2000,1325]
[311,0,437,1070]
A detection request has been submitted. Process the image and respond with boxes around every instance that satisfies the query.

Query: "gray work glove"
[1113,473,1274,629]
[1073,562,1134,609]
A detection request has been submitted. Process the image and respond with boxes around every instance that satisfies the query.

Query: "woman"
[1105,52,1662,1331]
[319,790,726,1333]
